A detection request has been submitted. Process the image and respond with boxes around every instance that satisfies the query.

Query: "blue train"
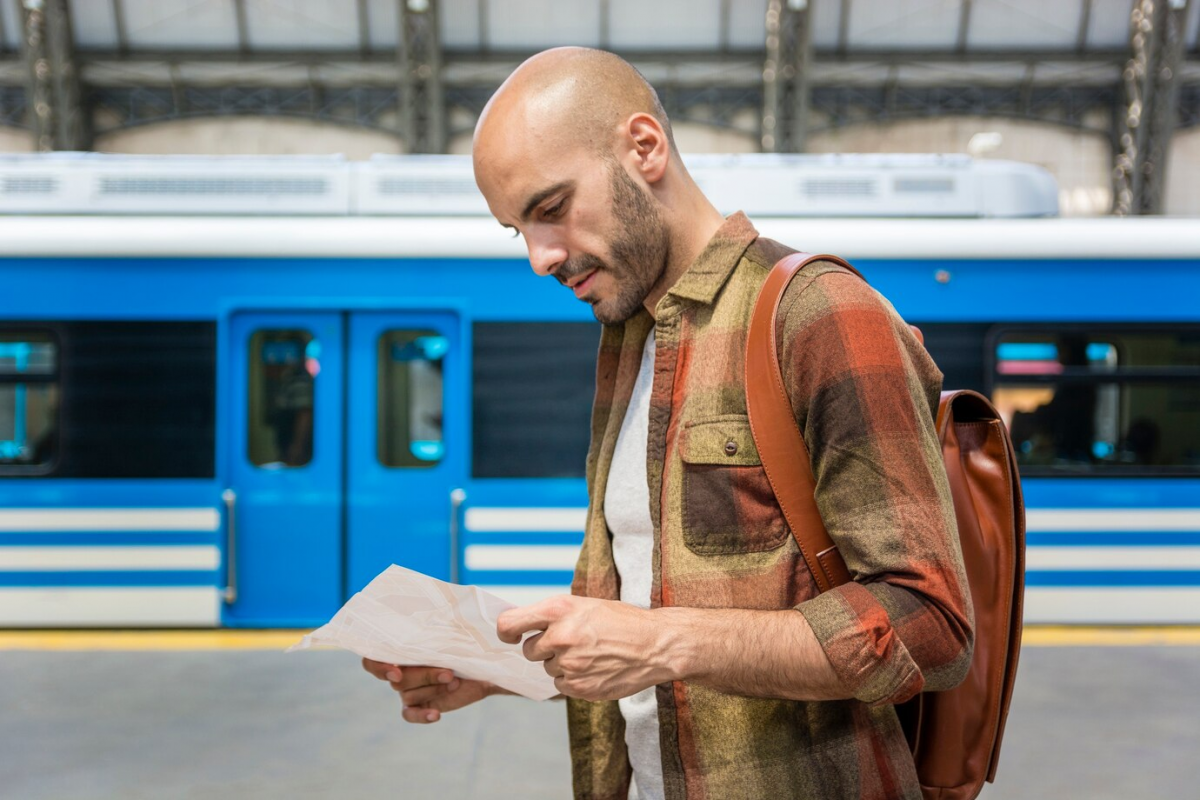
[0,153,1196,627]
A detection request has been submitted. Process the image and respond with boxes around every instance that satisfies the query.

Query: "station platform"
[1,627,1197,799]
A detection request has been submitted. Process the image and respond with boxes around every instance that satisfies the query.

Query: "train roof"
[0,152,1057,219]
[2,215,1198,260]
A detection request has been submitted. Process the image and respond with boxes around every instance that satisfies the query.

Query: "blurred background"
[0,0,1196,214]
[1,2,1199,799]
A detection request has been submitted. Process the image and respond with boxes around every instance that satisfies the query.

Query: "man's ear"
[625,113,670,185]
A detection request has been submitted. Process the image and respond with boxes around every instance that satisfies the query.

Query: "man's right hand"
[361,658,506,724]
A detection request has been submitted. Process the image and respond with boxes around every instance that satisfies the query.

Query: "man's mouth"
[571,270,598,298]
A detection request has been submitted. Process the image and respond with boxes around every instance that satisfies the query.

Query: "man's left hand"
[497,595,675,702]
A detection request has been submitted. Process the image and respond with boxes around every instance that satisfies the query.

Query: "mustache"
[556,254,606,287]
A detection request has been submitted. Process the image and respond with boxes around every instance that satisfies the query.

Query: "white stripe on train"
[0,508,220,532]
[0,546,221,571]
[1026,509,1200,531]
[464,508,587,533]
[1026,547,1200,570]
[1024,588,1200,624]
[0,588,219,627]
[465,545,579,571]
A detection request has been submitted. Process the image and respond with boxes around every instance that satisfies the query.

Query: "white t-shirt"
[603,328,665,800]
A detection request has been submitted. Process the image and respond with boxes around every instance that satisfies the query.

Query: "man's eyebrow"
[520,181,574,221]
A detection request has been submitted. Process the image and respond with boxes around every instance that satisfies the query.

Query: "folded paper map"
[287,564,558,701]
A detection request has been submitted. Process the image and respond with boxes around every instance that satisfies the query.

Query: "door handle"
[449,488,466,584]
[221,488,238,604]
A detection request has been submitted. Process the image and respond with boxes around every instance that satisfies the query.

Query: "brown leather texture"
[745,254,1026,800]
[908,390,1026,800]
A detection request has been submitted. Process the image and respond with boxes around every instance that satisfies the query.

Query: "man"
[364,47,973,800]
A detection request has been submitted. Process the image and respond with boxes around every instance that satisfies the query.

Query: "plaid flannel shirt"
[567,212,974,800]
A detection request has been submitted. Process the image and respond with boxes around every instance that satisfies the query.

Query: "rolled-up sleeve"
[777,267,974,707]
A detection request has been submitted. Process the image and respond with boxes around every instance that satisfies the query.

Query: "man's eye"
[544,201,565,218]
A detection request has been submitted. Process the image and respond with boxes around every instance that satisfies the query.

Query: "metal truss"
[762,0,812,152]
[17,0,88,150]
[1113,0,1193,216]
[808,83,1123,136]
[0,51,1197,153]
[90,84,401,135]
[397,0,445,154]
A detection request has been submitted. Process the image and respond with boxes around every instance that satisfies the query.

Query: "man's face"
[476,141,669,325]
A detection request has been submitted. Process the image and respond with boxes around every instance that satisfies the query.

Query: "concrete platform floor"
[0,641,1197,799]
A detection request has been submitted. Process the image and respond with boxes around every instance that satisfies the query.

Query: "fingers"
[396,666,456,690]
[361,657,395,681]
[401,679,461,707]
[497,597,566,644]
[540,653,563,679]
[401,706,442,725]
[522,630,553,663]
[363,661,456,691]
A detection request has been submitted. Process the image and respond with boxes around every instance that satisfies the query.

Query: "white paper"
[287,564,558,701]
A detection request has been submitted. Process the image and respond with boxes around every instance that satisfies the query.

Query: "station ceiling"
[1,0,1195,57]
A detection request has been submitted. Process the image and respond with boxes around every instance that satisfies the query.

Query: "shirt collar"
[665,211,759,306]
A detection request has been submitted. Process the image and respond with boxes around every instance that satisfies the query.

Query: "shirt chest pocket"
[679,415,789,555]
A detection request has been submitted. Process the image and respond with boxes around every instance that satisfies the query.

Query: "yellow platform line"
[0,629,309,651]
[1021,626,1200,647]
[0,625,1199,651]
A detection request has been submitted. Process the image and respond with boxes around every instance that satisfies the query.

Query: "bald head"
[471,48,722,326]
[473,47,676,163]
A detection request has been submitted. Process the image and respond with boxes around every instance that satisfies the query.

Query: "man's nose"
[525,232,568,279]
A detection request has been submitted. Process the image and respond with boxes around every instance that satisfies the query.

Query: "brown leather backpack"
[745,253,1026,800]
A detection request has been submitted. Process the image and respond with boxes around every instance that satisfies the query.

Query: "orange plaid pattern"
[568,213,973,800]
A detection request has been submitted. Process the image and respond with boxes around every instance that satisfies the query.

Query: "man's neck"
[642,196,727,318]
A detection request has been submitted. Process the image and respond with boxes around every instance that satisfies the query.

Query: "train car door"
[225,312,344,626]
[345,311,464,594]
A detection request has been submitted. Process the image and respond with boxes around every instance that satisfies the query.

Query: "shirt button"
[724,441,738,456]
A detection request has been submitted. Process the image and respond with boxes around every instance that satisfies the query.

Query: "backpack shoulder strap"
[745,252,856,593]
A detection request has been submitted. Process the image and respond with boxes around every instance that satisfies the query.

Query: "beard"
[556,162,670,325]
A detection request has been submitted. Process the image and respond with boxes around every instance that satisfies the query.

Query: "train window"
[0,322,215,479]
[248,330,316,468]
[472,321,600,478]
[378,330,445,468]
[0,332,59,471]
[906,323,991,396]
[990,327,1200,475]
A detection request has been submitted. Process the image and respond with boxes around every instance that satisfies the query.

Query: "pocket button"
[724,440,738,456]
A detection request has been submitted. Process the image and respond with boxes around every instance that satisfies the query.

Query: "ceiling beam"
[1193,0,1200,55]
[112,0,129,55]
[356,0,371,56]
[719,0,732,53]
[956,0,973,54]
[837,0,851,56]
[233,0,250,54]
[1076,0,1093,53]
[59,46,1158,69]
[478,0,489,52]
[50,53,1158,91]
